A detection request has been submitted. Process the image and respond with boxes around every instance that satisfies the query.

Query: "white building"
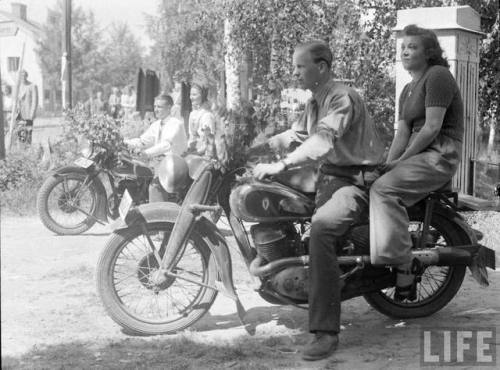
[0,2,46,109]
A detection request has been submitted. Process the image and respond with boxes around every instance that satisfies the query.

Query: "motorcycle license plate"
[119,189,133,220]
[74,157,94,168]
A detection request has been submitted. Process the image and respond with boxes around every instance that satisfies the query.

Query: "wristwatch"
[280,158,292,171]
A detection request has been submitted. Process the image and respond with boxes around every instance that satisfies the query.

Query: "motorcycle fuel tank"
[230,179,315,222]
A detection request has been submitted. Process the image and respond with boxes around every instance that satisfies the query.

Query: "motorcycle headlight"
[158,154,190,193]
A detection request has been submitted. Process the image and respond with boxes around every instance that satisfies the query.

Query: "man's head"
[292,41,332,92]
[154,94,174,120]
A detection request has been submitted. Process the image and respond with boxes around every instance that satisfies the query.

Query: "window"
[7,57,20,72]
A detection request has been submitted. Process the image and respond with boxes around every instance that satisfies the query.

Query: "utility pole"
[62,0,72,109]
[0,67,5,160]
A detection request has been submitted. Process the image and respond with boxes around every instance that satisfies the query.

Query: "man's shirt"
[281,79,385,167]
[126,116,187,157]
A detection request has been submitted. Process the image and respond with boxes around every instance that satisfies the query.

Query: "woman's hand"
[254,161,286,180]
[381,159,401,173]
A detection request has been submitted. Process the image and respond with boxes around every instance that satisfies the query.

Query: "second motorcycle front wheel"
[37,173,99,235]
[96,222,218,335]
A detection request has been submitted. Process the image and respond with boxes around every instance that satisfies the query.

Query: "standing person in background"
[187,83,216,156]
[120,85,136,120]
[90,91,108,115]
[108,87,121,119]
[2,84,13,123]
[16,70,38,144]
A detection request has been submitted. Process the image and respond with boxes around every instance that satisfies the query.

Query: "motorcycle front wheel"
[363,213,467,319]
[37,173,98,235]
[96,222,217,335]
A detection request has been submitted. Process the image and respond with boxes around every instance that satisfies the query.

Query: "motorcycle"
[96,153,496,335]
[37,142,154,235]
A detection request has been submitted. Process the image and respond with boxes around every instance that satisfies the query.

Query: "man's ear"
[318,61,329,75]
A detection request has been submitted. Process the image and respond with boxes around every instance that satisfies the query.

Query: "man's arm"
[397,107,445,161]
[255,92,353,179]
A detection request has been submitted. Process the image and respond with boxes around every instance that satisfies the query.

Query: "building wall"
[0,18,44,109]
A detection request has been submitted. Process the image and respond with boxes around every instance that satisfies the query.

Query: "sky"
[0,0,160,51]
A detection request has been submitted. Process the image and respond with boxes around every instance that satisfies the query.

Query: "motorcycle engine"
[250,223,302,262]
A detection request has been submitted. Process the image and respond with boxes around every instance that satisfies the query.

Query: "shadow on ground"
[1,333,303,370]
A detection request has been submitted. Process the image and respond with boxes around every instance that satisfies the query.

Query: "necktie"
[157,120,164,144]
[307,99,318,134]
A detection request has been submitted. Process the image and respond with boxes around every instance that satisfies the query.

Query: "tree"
[98,22,144,92]
[145,0,225,92]
[37,2,145,108]
[36,1,102,107]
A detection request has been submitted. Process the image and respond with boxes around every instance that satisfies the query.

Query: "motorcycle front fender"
[52,166,108,222]
[112,202,240,301]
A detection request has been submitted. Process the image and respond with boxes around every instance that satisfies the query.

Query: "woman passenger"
[369,25,464,301]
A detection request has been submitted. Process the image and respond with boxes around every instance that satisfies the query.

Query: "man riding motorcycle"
[125,94,188,202]
[254,41,385,361]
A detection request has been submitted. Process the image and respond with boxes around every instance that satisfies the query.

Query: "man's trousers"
[308,172,371,333]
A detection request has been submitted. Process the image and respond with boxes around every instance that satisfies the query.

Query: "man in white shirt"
[125,94,188,201]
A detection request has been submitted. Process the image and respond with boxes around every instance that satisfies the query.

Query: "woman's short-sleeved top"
[399,65,464,142]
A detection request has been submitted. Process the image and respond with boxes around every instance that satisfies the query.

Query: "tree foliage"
[148,0,499,152]
[145,0,225,91]
[36,0,144,105]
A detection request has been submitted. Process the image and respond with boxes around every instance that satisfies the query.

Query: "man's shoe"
[302,332,339,361]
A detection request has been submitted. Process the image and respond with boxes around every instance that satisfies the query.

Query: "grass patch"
[2,335,299,370]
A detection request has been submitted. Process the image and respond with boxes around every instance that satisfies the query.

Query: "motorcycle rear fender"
[112,202,240,301]
[52,166,108,222]
[426,203,495,286]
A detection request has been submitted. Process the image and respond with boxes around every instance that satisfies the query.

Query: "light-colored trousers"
[370,134,462,265]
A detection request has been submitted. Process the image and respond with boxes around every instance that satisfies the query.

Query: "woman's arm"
[387,120,411,162]
[398,106,446,162]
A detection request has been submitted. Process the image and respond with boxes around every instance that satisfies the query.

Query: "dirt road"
[1,215,499,369]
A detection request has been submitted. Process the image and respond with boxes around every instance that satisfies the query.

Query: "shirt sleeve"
[137,123,156,148]
[425,66,456,108]
[285,92,352,164]
[316,93,353,139]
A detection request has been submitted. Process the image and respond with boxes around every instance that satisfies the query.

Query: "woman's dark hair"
[402,24,449,68]
[297,40,333,69]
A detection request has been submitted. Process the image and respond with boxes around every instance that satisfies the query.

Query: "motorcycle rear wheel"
[363,213,467,319]
[37,173,98,235]
[96,222,217,335]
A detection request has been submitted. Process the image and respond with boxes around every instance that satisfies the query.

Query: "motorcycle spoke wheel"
[364,214,467,318]
[37,173,99,235]
[97,222,217,335]
[114,234,206,321]
[47,176,95,227]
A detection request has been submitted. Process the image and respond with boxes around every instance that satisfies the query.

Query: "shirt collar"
[312,79,334,105]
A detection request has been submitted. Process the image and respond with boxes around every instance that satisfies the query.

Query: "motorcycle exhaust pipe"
[249,248,472,277]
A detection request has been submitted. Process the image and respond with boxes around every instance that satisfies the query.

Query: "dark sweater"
[399,65,464,142]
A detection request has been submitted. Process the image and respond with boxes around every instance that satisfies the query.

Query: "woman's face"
[190,86,202,107]
[401,35,428,72]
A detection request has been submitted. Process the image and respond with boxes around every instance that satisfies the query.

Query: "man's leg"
[305,184,368,360]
